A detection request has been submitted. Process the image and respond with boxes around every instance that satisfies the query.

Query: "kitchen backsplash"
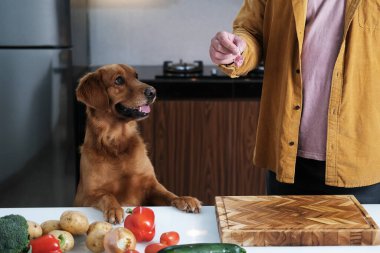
[88,0,243,66]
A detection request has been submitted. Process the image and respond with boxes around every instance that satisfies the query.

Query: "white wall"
[88,0,243,66]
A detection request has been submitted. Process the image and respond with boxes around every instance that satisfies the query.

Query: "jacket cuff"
[218,48,251,78]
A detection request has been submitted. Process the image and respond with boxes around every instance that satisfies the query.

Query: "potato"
[60,210,89,235]
[41,220,61,234]
[48,230,75,252]
[86,222,113,253]
[86,230,106,253]
[87,221,113,235]
[27,220,42,239]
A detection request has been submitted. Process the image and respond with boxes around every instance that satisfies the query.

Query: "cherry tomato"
[144,243,167,253]
[159,231,180,246]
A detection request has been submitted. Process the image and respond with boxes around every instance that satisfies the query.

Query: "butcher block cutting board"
[215,195,380,246]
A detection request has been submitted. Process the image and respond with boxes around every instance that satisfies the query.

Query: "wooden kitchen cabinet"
[139,99,266,205]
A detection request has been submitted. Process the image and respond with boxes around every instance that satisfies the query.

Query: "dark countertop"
[87,65,263,99]
[135,65,262,99]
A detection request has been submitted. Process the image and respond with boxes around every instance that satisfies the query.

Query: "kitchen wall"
[88,0,243,66]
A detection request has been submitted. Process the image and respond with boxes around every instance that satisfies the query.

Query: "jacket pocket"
[358,1,380,29]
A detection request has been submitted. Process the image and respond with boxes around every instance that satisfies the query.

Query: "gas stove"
[155,60,264,79]
[162,60,203,77]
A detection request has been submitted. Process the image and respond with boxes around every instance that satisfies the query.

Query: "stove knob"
[211,68,218,76]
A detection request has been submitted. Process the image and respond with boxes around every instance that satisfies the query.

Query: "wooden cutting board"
[215,195,380,246]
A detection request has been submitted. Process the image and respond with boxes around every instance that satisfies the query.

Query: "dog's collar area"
[115,103,149,119]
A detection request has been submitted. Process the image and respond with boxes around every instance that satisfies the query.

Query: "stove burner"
[154,60,264,80]
[163,60,203,75]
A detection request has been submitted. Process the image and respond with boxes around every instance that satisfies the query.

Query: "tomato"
[124,207,156,242]
[159,231,180,246]
[144,243,167,253]
[104,227,137,253]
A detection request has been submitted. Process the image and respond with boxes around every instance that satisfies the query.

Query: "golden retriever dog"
[74,64,201,223]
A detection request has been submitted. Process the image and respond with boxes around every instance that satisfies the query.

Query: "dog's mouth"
[115,103,151,119]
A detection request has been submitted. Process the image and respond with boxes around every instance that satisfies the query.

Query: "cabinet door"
[139,99,265,205]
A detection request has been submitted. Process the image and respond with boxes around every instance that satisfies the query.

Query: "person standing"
[209,0,380,203]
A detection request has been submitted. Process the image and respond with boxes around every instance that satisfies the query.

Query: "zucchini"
[158,243,246,253]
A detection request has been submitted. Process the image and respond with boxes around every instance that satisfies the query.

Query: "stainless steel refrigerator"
[0,0,76,206]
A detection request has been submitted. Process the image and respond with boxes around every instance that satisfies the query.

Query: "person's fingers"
[210,47,234,61]
[209,31,246,65]
[209,41,227,64]
[211,38,231,55]
[209,46,235,65]
[216,31,240,55]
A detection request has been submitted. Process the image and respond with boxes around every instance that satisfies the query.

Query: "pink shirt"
[298,0,345,161]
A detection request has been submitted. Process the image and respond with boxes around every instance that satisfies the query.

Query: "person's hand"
[209,31,246,66]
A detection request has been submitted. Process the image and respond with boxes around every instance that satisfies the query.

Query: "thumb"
[233,35,246,55]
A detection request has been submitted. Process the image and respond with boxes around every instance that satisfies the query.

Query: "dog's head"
[76,64,156,121]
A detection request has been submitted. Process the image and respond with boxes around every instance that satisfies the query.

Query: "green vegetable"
[157,243,246,253]
[0,214,30,253]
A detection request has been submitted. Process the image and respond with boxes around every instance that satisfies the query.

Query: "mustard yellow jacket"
[220,0,380,187]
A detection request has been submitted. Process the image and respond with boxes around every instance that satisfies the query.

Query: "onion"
[104,227,137,253]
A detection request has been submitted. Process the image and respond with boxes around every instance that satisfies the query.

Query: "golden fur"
[74,64,201,223]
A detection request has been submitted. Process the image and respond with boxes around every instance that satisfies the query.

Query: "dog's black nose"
[144,87,156,100]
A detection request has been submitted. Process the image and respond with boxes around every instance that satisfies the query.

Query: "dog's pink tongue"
[139,105,151,113]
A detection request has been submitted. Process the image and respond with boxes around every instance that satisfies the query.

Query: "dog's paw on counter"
[104,207,124,224]
[171,196,202,213]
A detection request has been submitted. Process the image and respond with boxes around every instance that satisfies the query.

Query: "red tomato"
[159,231,180,246]
[144,243,167,253]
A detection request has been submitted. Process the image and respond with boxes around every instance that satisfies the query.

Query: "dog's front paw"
[104,207,124,224]
[171,196,202,213]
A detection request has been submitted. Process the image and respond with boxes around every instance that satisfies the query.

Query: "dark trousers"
[266,156,380,204]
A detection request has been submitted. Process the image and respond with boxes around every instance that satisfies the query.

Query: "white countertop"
[1,205,379,252]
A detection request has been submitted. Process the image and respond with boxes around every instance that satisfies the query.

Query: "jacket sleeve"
[219,0,265,78]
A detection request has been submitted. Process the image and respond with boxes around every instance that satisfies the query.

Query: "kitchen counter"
[1,205,380,252]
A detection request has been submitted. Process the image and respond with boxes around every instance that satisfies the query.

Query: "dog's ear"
[76,72,109,110]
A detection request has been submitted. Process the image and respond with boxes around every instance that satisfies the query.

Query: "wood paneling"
[139,99,265,205]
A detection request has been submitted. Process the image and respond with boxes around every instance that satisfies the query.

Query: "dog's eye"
[135,73,138,79]
[115,76,125,85]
